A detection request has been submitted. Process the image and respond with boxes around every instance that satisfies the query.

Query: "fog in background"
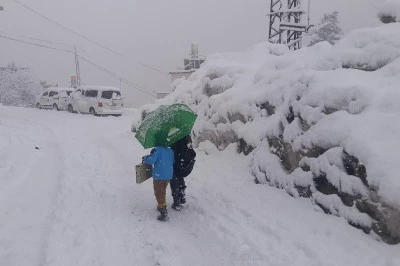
[0,0,380,107]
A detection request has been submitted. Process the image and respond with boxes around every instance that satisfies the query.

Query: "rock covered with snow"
[138,24,400,244]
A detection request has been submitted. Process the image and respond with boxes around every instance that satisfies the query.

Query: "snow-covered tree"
[378,0,400,23]
[0,62,42,107]
[308,11,343,46]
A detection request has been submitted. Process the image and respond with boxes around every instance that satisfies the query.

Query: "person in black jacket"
[170,135,196,211]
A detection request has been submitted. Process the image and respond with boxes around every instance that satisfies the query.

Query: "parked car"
[36,87,74,111]
[67,86,124,116]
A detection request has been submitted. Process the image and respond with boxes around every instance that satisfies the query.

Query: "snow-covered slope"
[1,106,400,265]
[139,23,400,243]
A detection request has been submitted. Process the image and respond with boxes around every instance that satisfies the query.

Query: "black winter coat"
[170,135,196,178]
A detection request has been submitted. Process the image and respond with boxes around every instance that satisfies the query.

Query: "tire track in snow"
[94,135,162,265]
[42,119,161,266]
[34,123,68,266]
[0,115,67,266]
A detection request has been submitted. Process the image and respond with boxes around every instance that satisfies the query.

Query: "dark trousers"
[170,175,186,202]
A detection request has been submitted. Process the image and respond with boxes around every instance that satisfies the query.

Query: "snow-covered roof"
[46,87,74,92]
[78,85,121,91]
[266,8,306,16]
[169,70,196,74]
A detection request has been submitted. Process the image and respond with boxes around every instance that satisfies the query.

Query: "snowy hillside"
[139,23,400,244]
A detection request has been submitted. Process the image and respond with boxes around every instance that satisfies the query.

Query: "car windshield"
[101,90,121,99]
[66,91,72,96]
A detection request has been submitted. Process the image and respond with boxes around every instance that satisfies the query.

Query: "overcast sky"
[0,0,381,107]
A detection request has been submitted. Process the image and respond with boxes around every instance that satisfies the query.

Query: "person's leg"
[153,180,167,208]
[154,180,169,220]
[161,180,169,205]
[179,176,187,204]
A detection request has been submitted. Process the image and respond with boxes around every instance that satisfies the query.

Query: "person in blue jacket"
[143,146,174,221]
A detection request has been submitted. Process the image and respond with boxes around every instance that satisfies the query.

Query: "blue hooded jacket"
[144,147,174,181]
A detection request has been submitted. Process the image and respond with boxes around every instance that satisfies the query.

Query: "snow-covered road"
[1,106,399,266]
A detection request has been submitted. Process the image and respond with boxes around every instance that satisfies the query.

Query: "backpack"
[177,147,196,178]
[172,136,196,178]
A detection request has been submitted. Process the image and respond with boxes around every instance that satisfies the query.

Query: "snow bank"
[137,24,400,243]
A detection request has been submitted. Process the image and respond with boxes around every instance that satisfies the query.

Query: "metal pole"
[0,6,3,63]
[74,46,81,87]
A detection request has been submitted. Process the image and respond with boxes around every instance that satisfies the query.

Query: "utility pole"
[74,45,81,87]
[0,5,4,63]
[308,0,311,28]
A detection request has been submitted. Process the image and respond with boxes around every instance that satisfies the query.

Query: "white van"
[36,87,74,111]
[67,86,124,116]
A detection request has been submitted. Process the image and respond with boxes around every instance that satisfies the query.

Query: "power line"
[20,36,71,47]
[0,30,72,48]
[0,30,87,54]
[81,58,155,97]
[13,0,171,78]
[0,34,74,53]
[370,3,379,10]
[3,28,168,78]
[13,0,125,57]
[0,32,155,97]
[137,62,169,76]
[78,55,155,97]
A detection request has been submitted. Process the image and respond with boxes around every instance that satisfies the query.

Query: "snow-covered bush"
[0,62,42,107]
[137,24,400,244]
[378,0,400,23]
[308,11,343,46]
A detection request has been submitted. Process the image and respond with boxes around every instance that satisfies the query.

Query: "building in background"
[71,75,77,88]
[156,92,170,100]
[40,81,58,89]
[169,43,206,84]
[153,43,207,99]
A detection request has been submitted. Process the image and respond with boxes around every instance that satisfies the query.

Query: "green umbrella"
[135,103,197,149]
